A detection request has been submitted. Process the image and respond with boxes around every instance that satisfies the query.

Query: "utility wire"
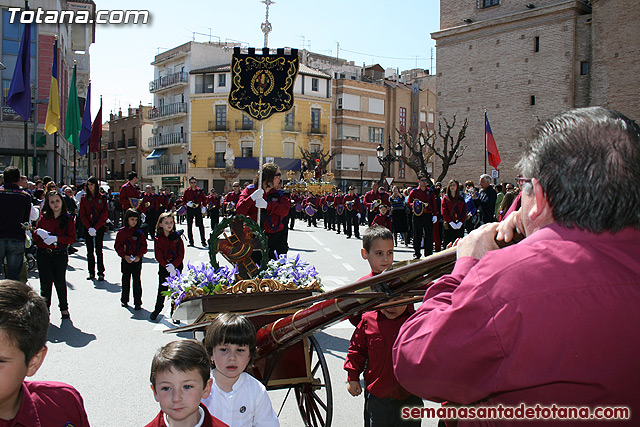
[339,47,430,61]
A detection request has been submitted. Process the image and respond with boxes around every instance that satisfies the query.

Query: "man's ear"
[361,248,368,260]
[150,384,160,403]
[528,178,553,223]
[202,378,213,400]
[26,346,48,377]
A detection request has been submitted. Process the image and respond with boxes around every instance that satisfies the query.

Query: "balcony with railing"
[149,71,188,92]
[208,120,228,131]
[148,102,188,120]
[117,139,125,149]
[107,141,115,150]
[147,163,187,176]
[148,132,186,149]
[127,138,137,147]
[235,120,255,131]
[308,124,328,135]
[282,122,302,133]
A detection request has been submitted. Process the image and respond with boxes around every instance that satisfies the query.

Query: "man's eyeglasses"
[515,175,533,187]
[275,173,281,177]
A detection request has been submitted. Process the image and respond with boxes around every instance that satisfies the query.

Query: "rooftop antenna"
[298,35,311,51]
[261,0,275,48]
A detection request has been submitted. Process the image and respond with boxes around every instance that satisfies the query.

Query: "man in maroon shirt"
[222,181,241,216]
[407,175,438,259]
[118,171,142,211]
[393,107,640,426]
[183,177,207,247]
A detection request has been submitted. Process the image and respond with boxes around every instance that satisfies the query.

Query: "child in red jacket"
[151,212,184,321]
[371,204,392,231]
[115,208,147,310]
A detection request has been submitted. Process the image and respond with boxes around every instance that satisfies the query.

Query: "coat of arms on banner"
[228,47,299,121]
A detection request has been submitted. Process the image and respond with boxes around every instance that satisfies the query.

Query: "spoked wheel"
[295,336,333,427]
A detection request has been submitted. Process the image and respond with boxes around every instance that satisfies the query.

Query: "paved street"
[29,218,438,426]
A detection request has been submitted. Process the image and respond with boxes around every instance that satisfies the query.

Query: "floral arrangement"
[164,254,322,306]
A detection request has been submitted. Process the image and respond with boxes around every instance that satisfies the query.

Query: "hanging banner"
[228,47,299,121]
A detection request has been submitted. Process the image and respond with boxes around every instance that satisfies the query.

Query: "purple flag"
[6,20,31,120]
[79,83,91,156]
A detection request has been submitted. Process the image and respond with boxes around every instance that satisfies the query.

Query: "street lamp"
[359,161,365,194]
[376,136,403,189]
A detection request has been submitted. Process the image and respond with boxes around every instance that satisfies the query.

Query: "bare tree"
[397,114,467,183]
[298,147,337,175]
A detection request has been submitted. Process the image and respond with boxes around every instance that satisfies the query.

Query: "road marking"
[323,276,348,287]
[332,254,342,260]
[342,263,355,271]
[199,251,207,258]
[324,247,332,252]
[308,234,324,246]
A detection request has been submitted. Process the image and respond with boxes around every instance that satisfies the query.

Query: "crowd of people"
[0,106,638,426]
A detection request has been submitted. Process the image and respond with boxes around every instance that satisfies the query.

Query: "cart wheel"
[295,336,333,427]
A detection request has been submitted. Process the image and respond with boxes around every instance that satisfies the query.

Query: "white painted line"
[199,251,207,257]
[342,263,355,271]
[332,254,342,260]
[324,247,332,252]
[308,234,324,246]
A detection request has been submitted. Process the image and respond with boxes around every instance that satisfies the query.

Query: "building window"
[215,142,226,168]
[242,114,253,130]
[580,61,589,75]
[284,110,295,130]
[530,95,536,106]
[218,74,226,87]
[311,108,321,129]
[337,97,343,109]
[311,78,319,92]
[368,127,383,144]
[534,36,540,52]
[309,143,321,153]
[479,0,499,8]
[195,74,214,93]
[284,141,295,158]
[215,105,226,130]
[241,142,253,157]
[399,107,407,131]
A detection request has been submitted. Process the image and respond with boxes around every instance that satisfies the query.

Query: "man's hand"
[496,210,525,243]
[255,198,268,209]
[201,206,207,215]
[356,213,361,220]
[88,227,97,237]
[250,188,265,201]
[456,222,500,260]
[347,380,362,397]
[166,264,177,276]
[141,213,146,223]
[432,215,438,224]
[186,201,195,208]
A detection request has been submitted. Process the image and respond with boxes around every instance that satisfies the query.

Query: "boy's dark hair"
[0,280,49,365]
[204,313,257,365]
[150,340,211,387]
[362,224,393,253]
[127,171,137,181]
[3,166,20,184]
[123,208,141,227]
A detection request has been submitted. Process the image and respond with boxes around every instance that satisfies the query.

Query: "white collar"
[163,406,205,427]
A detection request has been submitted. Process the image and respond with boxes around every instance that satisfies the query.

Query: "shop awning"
[146,148,167,160]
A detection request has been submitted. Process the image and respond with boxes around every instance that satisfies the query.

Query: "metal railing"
[235,120,255,131]
[127,138,137,147]
[282,122,302,132]
[148,132,186,149]
[208,120,228,131]
[308,124,328,135]
[147,163,187,176]
[148,102,188,120]
[107,141,115,149]
[117,139,125,149]
[149,71,188,92]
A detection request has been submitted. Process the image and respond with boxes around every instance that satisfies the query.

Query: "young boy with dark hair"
[0,279,89,425]
[146,339,228,427]
[345,225,423,426]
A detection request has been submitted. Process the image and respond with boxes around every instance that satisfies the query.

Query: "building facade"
[0,0,94,182]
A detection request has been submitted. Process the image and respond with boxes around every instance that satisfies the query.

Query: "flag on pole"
[90,98,102,153]
[485,112,501,170]
[79,83,91,156]
[44,40,59,134]
[65,66,81,152]
[6,19,31,120]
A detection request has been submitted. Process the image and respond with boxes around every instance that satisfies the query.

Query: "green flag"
[30,132,46,147]
[65,66,81,152]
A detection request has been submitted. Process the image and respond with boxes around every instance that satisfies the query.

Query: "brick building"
[432,0,639,184]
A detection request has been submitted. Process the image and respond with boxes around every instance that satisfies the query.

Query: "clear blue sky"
[90,0,440,117]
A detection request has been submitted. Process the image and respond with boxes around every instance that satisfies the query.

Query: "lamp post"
[376,136,403,189]
[359,161,365,194]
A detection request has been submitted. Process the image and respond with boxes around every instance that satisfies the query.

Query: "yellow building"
[189,63,332,193]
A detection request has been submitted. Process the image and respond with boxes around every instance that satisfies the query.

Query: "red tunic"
[119,181,142,211]
[372,213,392,230]
[183,187,206,206]
[223,191,240,209]
[154,232,185,267]
[205,193,221,210]
[363,189,390,212]
[33,214,76,249]
[143,192,161,211]
[441,194,467,223]
[1,382,89,427]
[343,193,361,212]
[115,226,147,259]
[144,404,228,427]
[407,187,437,215]
[79,193,109,230]
[345,308,415,400]
[237,186,290,233]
